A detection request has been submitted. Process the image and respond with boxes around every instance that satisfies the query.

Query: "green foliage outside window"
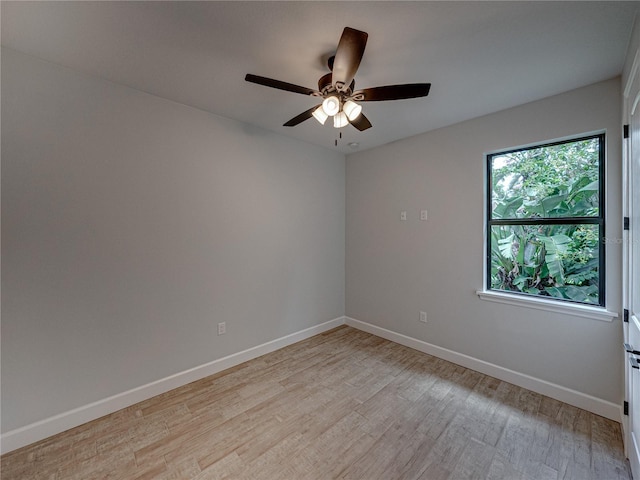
[488,136,604,305]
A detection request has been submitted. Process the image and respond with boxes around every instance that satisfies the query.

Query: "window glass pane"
[489,224,600,304]
[490,138,600,219]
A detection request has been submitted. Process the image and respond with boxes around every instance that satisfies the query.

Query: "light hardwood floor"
[1,326,631,479]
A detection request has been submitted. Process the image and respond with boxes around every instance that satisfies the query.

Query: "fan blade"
[245,74,319,96]
[332,27,368,93]
[354,83,431,101]
[350,113,372,131]
[283,105,322,127]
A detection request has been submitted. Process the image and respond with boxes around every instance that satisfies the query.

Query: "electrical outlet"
[217,322,226,335]
[419,311,427,323]
[400,211,407,221]
[420,210,428,221]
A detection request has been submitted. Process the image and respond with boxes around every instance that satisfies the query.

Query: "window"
[486,134,605,306]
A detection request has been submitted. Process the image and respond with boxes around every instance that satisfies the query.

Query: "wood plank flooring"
[1,326,631,479]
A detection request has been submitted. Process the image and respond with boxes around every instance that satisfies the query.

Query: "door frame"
[623,44,640,472]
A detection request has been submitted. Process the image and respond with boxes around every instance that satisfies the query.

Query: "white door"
[627,317,640,478]
[625,51,640,479]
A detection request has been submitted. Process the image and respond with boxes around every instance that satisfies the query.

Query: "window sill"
[476,290,618,322]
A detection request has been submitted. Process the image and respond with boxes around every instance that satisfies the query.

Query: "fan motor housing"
[318,73,355,97]
[318,73,333,94]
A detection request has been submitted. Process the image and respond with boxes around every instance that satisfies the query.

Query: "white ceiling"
[2,1,638,154]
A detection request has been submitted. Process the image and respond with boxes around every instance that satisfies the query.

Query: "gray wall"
[346,78,623,404]
[1,44,627,436]
[1,49,345,433]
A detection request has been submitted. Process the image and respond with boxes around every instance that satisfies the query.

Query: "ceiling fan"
[245,27,431,131]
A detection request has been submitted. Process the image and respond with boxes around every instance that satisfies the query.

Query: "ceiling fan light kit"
[312,106,329,125]
[343,100,362,121]
[245,26,431,133]
[317,96,362,128]
[333,111,349,128]
[322,96,341,116]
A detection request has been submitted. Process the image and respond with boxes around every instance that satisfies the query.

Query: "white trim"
[476,290,618,322]
[0,316,346,454]
[3,314,620,454]
[624,46,640,99]
[632,92,640,117]
[345,316,621,422]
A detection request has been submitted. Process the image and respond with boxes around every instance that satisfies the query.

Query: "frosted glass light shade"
[322,96,340,116]
[312,106,328,125]
[333,111,348,128]
[343,100,362,121]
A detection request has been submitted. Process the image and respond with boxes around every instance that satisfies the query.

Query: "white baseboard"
[345,317,621,422]
[3,315,620,454]
[1,317,346,454]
